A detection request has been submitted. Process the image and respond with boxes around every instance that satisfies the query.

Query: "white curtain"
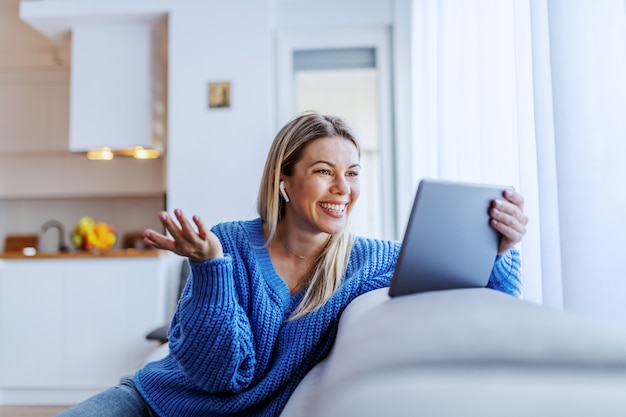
[527,0,564,310]
[410,0,545,304]
[539,0,626,329]
[409,0,626,329]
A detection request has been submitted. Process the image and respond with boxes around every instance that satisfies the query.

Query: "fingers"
[142,230,168,250]
[492,190,528,228]
[172,208,198,241]
[503,189,524,210]
[162,209,200,254]
[142,209,222,261]
[192,214,208,240]
[143,211,176,251]
[490,189,529,254]
[491,218,525,254]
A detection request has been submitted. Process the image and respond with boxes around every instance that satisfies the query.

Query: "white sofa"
[281,288,626,416]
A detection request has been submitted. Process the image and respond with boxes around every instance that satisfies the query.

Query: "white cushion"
[306,288,626,416]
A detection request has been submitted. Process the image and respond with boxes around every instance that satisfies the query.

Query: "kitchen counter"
[0,248,163,259]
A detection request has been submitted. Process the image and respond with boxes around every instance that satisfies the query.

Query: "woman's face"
[282,136,361,235]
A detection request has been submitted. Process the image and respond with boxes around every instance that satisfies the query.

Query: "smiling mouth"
[320,203,347,214]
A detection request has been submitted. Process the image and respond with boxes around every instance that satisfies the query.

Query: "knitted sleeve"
[486,247,522,297]
[166,256,256,393]
[347,237,402,292]
[350,237,522,297]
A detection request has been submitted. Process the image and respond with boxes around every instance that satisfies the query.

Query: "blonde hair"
[257,111,361,319]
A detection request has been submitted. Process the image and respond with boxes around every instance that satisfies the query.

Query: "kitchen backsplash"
[0,195,165,253]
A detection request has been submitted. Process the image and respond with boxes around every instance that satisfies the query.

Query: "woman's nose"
[332,177,350,195]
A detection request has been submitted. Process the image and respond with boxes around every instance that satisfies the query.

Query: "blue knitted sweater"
[135,218,521,416]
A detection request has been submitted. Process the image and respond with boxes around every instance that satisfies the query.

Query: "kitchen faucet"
[41,220,70,253]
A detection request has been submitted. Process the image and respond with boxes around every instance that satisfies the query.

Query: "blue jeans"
[55,377,158,417]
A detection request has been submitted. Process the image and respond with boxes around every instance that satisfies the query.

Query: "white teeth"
[320,203,346,213]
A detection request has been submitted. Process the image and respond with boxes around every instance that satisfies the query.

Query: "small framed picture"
[208,81,231,108]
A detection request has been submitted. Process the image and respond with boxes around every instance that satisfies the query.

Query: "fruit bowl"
[71,216,117,253]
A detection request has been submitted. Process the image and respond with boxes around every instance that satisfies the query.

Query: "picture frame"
[208,81,231,108]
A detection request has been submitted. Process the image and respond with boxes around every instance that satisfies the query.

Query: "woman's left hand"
[490,189,528,254]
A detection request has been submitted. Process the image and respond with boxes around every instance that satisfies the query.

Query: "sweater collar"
[246,218,306,310]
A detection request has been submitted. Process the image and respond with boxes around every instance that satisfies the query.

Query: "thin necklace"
[282,241,307,260]
[280,235,331,261]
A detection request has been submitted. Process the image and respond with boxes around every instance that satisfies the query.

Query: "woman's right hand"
[143,208,224,262]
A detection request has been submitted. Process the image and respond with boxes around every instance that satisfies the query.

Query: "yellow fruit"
[72,217,115,252]
[75,216,95,236]
[71,233,83,248]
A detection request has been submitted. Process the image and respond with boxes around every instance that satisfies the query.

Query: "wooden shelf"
[0,248,163,259]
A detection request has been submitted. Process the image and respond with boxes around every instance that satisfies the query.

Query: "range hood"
[19,3,168,160]
[71,21,167,159]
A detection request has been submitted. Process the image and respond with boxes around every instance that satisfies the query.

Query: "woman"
[57,111,527,416]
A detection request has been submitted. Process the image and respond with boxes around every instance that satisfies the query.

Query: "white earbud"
[279,181,290,202]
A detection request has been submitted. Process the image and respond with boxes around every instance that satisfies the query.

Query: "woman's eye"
[317,169,331,175]
[347,171,359,177]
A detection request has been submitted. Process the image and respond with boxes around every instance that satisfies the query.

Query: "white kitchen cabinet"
[0,255,168,405]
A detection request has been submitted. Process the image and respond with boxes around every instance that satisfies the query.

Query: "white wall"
[165,1,274,225]
[166,0,404,230]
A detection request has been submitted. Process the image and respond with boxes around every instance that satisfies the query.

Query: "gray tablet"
[388,179,511,297]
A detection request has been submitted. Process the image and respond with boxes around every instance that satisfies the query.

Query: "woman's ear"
[279,180,290,202]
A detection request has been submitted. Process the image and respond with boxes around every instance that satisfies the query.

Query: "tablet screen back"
[388,179,509,297]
